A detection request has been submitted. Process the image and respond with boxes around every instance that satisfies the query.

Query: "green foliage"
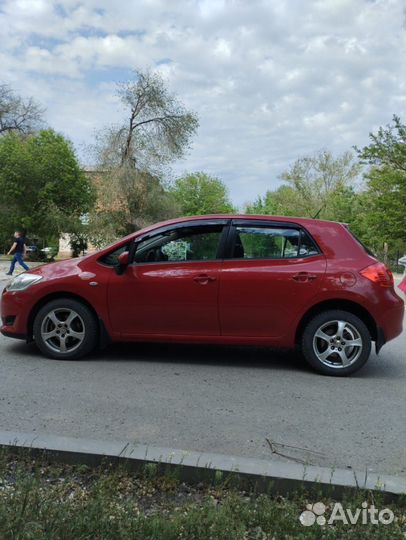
[323,185,366,238]
[170,172,235,216]
[246,151,361,224]
[0,452,405,540]
[87,168,180,247]
[358,168,405,255]
[0,130,96,247]
[69,233,88,258]
[355,115,406,254]
[125,170,180,229]
[94,68,198,173]
[246,185,301,216]
[113,69,198,171]
[278,150,361,218]
[355,114,406,173]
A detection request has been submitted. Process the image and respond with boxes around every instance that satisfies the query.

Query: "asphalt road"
[0,282,404,476]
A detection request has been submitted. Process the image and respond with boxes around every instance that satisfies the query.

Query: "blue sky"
[0,0,404,207]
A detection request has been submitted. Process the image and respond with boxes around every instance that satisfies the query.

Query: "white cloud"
[0,0,404,206]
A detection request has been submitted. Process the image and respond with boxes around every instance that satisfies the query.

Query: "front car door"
[106,220,228,337]
[219,219,327,338]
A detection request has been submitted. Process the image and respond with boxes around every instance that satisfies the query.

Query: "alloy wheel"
[312,319,363,369]
[40,308,85,354]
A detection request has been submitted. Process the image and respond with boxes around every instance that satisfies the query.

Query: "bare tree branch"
[0,84,45,135]
[101,69,199,171]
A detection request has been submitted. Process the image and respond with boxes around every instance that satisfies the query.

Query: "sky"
[0,0,404,207]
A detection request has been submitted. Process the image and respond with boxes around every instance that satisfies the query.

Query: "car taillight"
[359,262,394,288]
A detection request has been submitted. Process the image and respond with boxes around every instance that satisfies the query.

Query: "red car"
[1,215,403,375]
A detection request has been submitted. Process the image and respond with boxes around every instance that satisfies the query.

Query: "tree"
[279,150,361,218]
[0,130,95,247]
[355,114,405,173]
[359,168,405,255]
[88,168,180,247]
[0,84,44,135]
[97,70,198,171]
[91,69,199,240]
[246,185,300,216]
[355,115,406,254]
[170,172,235,216]
[246,150,361,223]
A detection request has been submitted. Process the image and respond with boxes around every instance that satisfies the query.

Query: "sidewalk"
[0,430,404,498]
[0,260,44,281]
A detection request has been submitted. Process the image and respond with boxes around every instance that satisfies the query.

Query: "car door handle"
[193,274,217,285]
[292,272,317,282]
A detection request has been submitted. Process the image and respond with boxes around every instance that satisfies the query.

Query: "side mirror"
[115,251,130,275]
[118,251,129,265]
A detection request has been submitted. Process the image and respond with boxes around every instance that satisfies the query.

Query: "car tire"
[301,310,371,376]
[33,298,98,360]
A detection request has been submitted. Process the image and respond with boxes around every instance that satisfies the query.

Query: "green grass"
[0,450,405,540]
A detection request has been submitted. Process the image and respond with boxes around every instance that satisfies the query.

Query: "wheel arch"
[27,292,110,346]
[295,299,378,345]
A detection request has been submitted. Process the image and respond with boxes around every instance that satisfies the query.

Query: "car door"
[219,220,327,338]
[107,221,228,337]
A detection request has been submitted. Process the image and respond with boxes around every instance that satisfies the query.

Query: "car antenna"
[312,206,324,219]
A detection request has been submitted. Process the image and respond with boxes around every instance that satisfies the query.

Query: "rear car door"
[107,221,228,337]
[219,220,327,338]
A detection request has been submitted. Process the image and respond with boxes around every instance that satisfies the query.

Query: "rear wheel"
[301,310,371,376]
[33,298,98,360]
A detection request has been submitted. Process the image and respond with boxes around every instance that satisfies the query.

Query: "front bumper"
[1,287,33,341]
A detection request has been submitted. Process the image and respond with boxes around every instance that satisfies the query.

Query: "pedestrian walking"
[6,231,30,275]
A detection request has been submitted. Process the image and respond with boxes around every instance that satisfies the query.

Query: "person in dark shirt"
[6,231,30,275]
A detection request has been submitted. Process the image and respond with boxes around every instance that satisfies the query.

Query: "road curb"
[0,430,404,499]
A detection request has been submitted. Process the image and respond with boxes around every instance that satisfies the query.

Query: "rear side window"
[231,226,319,259]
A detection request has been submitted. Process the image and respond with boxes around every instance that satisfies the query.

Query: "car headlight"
[6,273,43,292]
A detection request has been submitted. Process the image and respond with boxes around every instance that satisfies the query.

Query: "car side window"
[299,229,319,257]
[231,226,318,259]
[134,225,224,263]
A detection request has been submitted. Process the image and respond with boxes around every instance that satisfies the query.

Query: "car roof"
[137,213,343,230]
[96,214,323,254]
[109,214,341,246]
[93,213,371,263]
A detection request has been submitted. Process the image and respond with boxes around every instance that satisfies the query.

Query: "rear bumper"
[377,297,404,344]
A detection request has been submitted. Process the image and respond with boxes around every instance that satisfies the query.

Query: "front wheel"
[301,310,372,376]
[33,298,98,360]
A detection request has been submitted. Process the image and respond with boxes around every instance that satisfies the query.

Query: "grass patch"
[0,449,405,539]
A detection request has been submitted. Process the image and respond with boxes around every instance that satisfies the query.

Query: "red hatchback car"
[1,215,403,375]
